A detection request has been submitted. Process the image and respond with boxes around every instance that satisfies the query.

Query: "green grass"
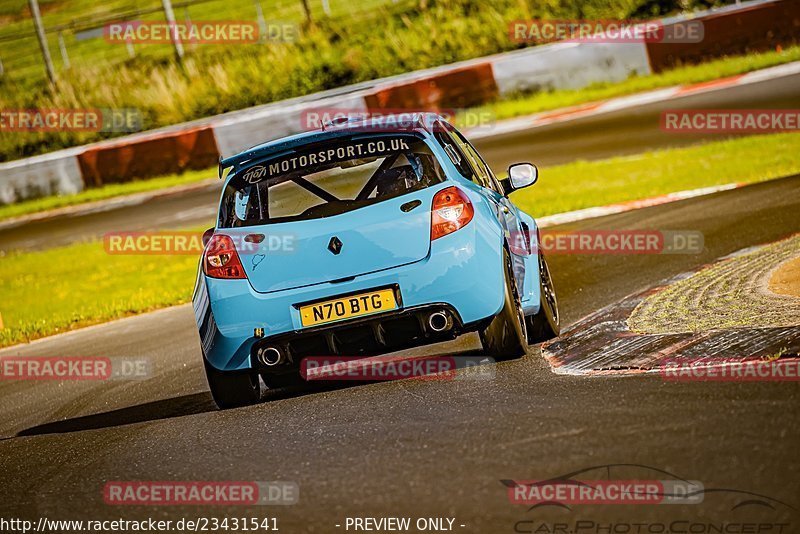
[0,228,204,347]
[0,0,410,84]
[2,132,799,348]
[0,167,215,221]
[0,0,733,162]
[510,133,800,217]
[4,44,798,223]
[457,45,800,126]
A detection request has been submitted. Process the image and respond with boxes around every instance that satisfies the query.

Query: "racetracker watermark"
[661,358,800,382]
[300,355,496,382]
[103,481,298,506]
[103,21,298,44]
[103,231,295,256]
[1,518,279,533]
[300,108,495,132]
[0,108,142,132]
[510,230,704,255]
[509,19,703,43]
[661,109,800,133]
[0,357,150,381]
[506,479,704,505]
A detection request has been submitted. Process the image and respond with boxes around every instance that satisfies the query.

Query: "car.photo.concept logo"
[507,465,796,533]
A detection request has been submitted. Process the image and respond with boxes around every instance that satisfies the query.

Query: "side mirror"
[202,227,215,246]
[508,163,538,191]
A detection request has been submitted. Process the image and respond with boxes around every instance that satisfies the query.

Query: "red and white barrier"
[0,148,84,205]
[491,41,651,96]
[0,0,792,205]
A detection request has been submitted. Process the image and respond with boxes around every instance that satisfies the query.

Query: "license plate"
[299,289,398,327]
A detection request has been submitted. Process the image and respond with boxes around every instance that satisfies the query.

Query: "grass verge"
[0,167,216,222]
[510,133,800,216]
[1,0,793,163]
[0,227,204,348]
[3,45,799,224]
[0,0,642,161]
[1,132,799,348]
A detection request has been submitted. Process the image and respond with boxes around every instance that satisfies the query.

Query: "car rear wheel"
[204,360,261,409]
[526,253,560,344]
[480,251,528,360]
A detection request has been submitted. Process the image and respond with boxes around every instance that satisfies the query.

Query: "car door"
[450,128,531,254]
[432,123,509,227]
[432,122,530,258]
[448,125,538,308]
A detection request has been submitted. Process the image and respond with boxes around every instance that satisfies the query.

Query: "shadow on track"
[13,381,360,438]
[15,346,493,438]
[16,392,218,437]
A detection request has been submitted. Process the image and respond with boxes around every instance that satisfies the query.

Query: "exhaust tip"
[257,346,283,366]
[428,311,452,333]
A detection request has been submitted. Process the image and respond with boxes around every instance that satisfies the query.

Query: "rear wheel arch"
[203,358,261,409]
[479,248,528,360]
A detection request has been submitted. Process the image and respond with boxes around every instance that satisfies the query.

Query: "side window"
[453,130,503,193]
[432,122,475,181]
[460,141,492,190]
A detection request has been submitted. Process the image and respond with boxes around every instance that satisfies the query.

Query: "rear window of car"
[218,134,446,228]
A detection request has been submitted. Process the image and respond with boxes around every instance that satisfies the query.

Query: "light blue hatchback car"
[193,114,559,408]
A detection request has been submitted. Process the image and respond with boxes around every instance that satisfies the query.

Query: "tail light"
[203,234,246,279]
[431,186,474,240]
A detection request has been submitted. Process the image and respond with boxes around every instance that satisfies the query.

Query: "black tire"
[204,360,261,409]
[480,250,528,360]
[526,253,560,344]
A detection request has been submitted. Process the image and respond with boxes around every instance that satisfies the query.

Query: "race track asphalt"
[1,175,798,530]
[1,70,798,253]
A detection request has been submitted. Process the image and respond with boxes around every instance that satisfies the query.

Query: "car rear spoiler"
[217,112,448,179]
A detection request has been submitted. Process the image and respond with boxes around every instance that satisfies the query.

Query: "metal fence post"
[254,0,268,42]
[300,0,313,25]
[29,0,57,87]
[161,0,184,62]
[58,31,70,69]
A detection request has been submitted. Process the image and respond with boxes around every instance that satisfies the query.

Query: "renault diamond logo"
[328,236,343,255]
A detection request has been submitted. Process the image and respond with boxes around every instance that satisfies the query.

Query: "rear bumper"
[194,219,505,371]
[250,303,485,376]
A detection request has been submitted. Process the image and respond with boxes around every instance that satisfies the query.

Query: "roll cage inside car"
[220,129,449,227]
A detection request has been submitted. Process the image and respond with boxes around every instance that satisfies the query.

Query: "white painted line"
[469,60,800,140]
[739,60,800,84]
[598,87,679,112]
[0,304,193,356]
[0,179,218,231]
[536,182,743,228]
